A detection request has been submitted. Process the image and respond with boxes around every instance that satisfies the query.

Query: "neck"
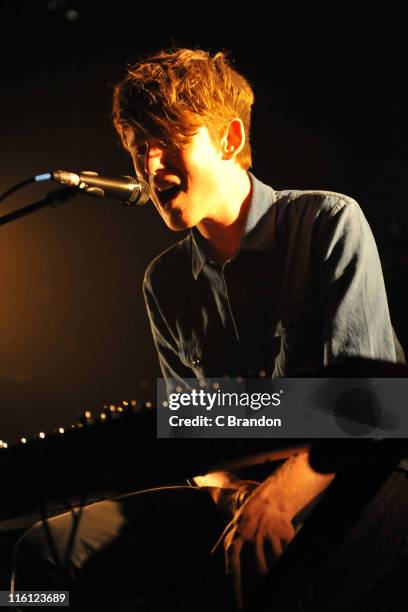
[197,170,252,262]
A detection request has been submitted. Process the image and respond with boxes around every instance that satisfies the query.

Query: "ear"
[220,118,246,161]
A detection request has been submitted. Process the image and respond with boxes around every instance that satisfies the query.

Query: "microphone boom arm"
[0,187,78,227]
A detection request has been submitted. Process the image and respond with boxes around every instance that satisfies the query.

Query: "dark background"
[1,0,407,444]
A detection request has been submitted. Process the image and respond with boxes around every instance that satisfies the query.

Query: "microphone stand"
[0,187,78,226]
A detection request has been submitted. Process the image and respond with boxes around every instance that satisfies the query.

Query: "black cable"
[0,176,35,203]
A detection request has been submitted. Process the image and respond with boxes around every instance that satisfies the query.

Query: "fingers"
[210,519,234,555]
[255,537,269,577]
[211,519,246,607]
[225,532,244,608]
[225,532,272,608]
[263,534,282,569]
[213,514,295,609]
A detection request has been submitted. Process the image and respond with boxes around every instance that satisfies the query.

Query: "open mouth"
[157,184,181,206]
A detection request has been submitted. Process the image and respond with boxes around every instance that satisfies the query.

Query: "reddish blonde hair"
[113,48,254,169]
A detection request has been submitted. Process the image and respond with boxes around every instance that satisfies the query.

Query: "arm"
[317,196,397,363]
[218,197,387,607]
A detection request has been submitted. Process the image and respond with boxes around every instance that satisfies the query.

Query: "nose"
[144,143,165,177]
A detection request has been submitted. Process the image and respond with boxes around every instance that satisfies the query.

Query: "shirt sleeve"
[316,197,408,470]
[316,197,398,365]
[143,271,195,393]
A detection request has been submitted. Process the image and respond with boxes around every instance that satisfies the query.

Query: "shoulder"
[143,234,192,294]
[274,188,360,219]
[272,188,370,245]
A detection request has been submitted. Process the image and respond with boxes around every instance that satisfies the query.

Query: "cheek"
[194,165,222,198]
[188,158,220,189]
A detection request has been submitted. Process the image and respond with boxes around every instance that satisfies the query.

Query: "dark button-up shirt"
[143,173,400,388]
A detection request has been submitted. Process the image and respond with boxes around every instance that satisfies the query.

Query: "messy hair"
[113,48,254,169]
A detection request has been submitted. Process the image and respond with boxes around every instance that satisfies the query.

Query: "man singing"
[13,48,406,611]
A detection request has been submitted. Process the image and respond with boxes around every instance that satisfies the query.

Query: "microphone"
[36,170,151,206]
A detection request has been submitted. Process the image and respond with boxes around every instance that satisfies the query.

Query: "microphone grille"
[123,175,151,206]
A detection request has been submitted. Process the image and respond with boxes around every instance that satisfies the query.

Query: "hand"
[213,488,295,609]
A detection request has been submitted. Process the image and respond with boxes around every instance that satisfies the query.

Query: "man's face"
[124,126,225,231]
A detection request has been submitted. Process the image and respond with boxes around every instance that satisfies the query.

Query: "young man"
[13,48,406,611]
[113,48,406,609]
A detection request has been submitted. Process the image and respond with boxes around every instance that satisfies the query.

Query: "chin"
[167,223,189,232]
[164,212,192,232]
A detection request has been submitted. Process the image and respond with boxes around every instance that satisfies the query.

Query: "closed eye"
[137,140,170,155]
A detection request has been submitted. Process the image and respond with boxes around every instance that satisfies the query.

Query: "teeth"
[156,182,180,192]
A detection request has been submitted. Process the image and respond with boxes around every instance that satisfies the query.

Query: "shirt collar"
[191,172,276,279]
